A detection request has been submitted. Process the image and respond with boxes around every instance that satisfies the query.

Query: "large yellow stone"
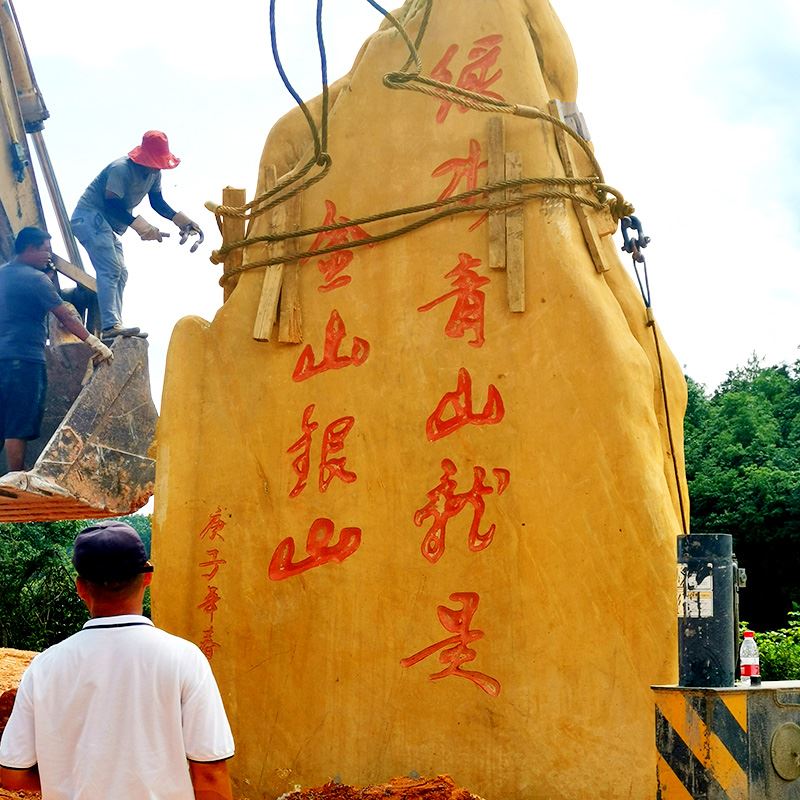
[154,2,687,798]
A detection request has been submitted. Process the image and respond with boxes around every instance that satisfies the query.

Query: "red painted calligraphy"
[318,252,353,293]
[197,585,222,620]
[287,404,357,496]
[401,592,500,697]
[492,468,511,494]
[431,35,504,124]
[431,140,489,231]
[304,200,373,292]
[426,367,504,441]
[287,404,320,497]
[199,626,221,660]
[199,549,227,581]
[418,253,489,347]
[199,507,226,541]
[413,458,510,563]
[292,309,370,382]
[268,517,362,581]
[196,508,229,660]
[320,416,357,491]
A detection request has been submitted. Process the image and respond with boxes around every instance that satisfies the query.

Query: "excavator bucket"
[0,1,158,522]
[0,336,157,522]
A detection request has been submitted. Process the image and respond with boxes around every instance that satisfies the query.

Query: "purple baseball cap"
[72,521,153,583]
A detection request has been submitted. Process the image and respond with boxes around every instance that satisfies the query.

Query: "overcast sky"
[15,0,800,400]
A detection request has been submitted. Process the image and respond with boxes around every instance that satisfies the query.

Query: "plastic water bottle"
[739,631,761,686]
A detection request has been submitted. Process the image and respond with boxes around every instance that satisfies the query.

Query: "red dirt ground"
[0,648,38,799]
[278,776,484,800]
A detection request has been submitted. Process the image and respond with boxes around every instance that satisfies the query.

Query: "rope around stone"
[210,174,628,264]
[210,0,634,285]
[217,184,622,286]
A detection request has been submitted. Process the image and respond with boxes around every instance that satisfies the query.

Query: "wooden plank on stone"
[487,116,506,271]
[547,99,613,274]
[252,264,284,341]
[252,167,284,341]
[221,186,246,302]
[278,192,303,343]
[505,152,525,313]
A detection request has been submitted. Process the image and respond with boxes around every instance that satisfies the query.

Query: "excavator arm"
[0,0,157,522]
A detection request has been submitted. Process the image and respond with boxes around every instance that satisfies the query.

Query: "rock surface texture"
[155,1,687,798]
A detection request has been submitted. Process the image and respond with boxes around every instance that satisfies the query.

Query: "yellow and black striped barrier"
[653,683,800,800]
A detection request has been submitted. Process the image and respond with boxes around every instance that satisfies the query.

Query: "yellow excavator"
[0,0,157,521]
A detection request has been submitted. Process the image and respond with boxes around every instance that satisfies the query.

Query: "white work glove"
[172,210,204,253]
[130,215,168,242]
[85,334,114,363]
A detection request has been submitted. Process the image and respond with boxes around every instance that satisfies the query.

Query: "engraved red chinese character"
[287,404,320,497]
[304,200,373,292]
[197,585,222,621]
[292,309,370,382]
[199,626,221,660]
[199,507,226,541]
[320,416,357,491]
[401,592,500,697]
[492,468,511,494]
[287,404,357,496]
[413,458,510,563]
[431,140,488,231]
[431,35,504,123]
[268,517,362,581]
[426,367,505,441]
[418,252,489,347]
[199,549,227,582]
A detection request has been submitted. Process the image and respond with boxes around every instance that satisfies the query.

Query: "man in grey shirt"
[0,227,112,473]
[71,130,203,339]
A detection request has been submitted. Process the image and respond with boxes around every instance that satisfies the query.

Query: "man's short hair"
[82,573,147,597]
[72,521,153,585]
[14,226,51,254]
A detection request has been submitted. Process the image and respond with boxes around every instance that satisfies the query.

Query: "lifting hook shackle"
[620,215,650,263]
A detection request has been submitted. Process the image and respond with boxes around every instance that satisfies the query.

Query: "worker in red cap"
[70,131,204,339]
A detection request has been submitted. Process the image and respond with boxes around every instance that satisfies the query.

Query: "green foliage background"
[685,356,800,630]
[747,612,800,681]
[0,515,151,651]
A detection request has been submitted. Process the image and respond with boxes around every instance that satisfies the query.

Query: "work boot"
[101,324,148,340]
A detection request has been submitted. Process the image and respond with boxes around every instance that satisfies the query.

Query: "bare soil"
[278,775,483,800]
[0,649,38,799]
[0,649,35,693]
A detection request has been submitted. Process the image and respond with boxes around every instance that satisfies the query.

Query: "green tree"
[748,611,800,680]
[685,356,800,629]
[0,514,152,650]
[0,520,88,650]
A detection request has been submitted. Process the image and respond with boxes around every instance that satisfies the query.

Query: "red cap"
[743,631,755,637]
[128,130,180,170]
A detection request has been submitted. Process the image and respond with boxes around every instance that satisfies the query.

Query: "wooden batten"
[547,99,615,274]
[220,186,246,302]
[252,263,284,342]
[277,193,303,343]
[486,116,507,271]
[252,165,281,342]
[505,151,525,312]
[252,169,303,343]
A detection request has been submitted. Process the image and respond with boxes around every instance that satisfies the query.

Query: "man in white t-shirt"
[0,521,235,799]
